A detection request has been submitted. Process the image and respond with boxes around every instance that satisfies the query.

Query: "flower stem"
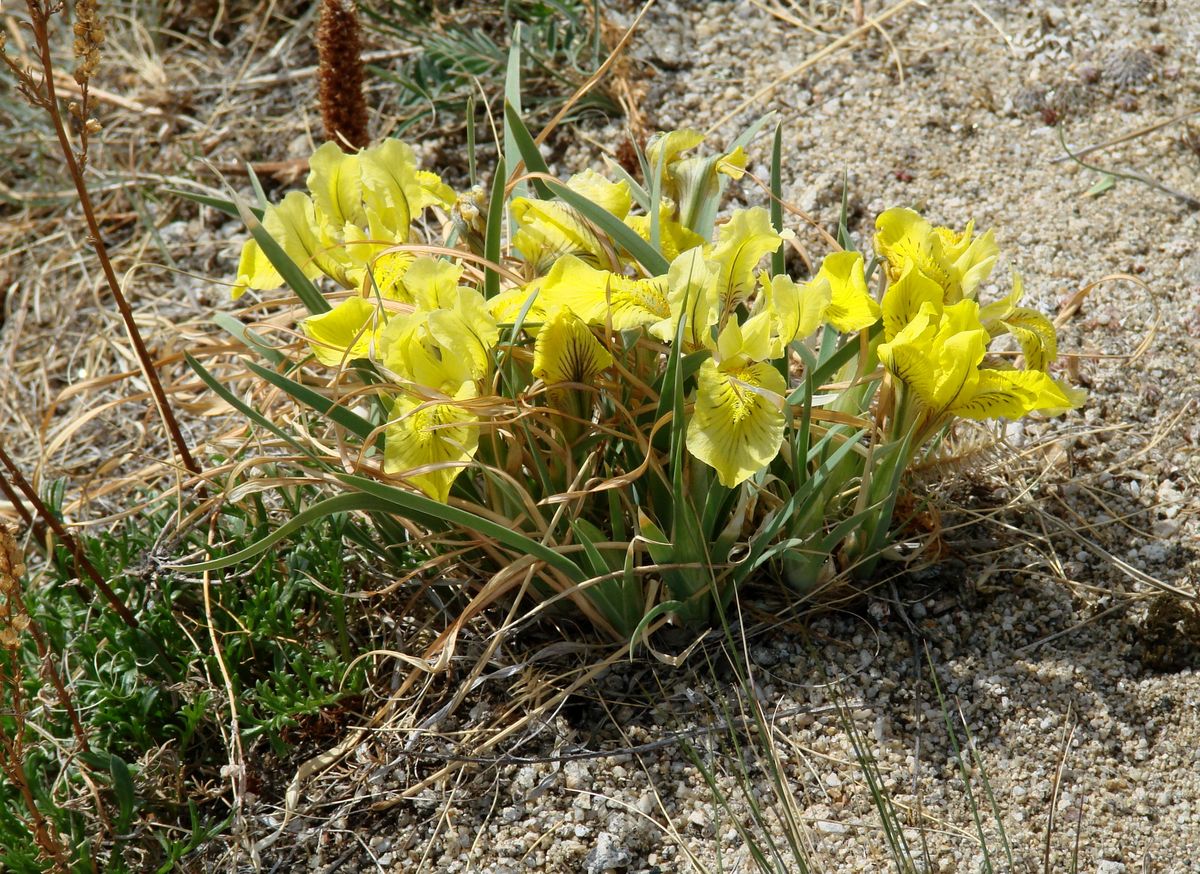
[27,3,202,480]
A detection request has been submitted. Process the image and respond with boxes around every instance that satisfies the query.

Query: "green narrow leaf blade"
[173,494,396,573]
[234,193,329,314]
[770,122,786,277]
[485,157,507,300]
[109,754,136,833]
[503,102,669,276]
[186,353,329,465]
[168,188,263,222]
[212,313,287,366]
[244,360,379,445]
[337,473,587,583]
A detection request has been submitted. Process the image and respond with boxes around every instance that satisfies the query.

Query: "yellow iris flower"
[532,306,614,386]
[625,205,706,263]
[295,251,499,504]
[878,300,1079,422]
[648,248,720,351]
[538,255,670,330]
[532,307,614,432]
[383,384,479,503]
[816,251,882,333]
[686,314,788,488]
[645,129,747,224]
[709,207,783,309]
[301,296,384,366]
[233,139,454,299]
[375,283,496,502]
[977,270,1058,371]
[762,272,830,354]
[874,207,998,305]
[763,251,880,355]
[511,170,632,271]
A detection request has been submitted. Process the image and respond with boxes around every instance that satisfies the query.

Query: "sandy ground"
[3,0,1200,871]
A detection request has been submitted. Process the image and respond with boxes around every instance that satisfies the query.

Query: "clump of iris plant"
[205,118,1082,642]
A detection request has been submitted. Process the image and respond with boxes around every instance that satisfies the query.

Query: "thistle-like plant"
[187,99,1082,646]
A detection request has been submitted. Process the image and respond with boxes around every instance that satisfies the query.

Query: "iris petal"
[686,359,787,487]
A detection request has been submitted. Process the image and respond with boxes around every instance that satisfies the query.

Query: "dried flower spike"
[317,0,370,150]
[0,525,27,649]
[73,0,105,87]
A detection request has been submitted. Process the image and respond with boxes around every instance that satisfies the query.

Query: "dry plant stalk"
[0,441,139,629]
[317,0,370,149]
[0,1,202,479]
[0,525,71,869]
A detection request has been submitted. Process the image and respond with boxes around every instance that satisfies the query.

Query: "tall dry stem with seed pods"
[0,525,71,869]
[0,1,202,480]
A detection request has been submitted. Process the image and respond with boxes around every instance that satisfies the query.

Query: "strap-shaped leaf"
[212,313,287,367]
[603,156,649,211]
[244,361,379,447]
[732,427,866,588]
[770,123,785,277]
[484,157,506,300]
[336,473,588,583]
[786,322,883,405]
[234,192,330,314]
[504,102,669,275]
[173,493,393,572]
[186,353,330,466]
[168,188,263,222]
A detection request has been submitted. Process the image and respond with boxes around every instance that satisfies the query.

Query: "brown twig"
[4,2,203,480]
[0,525,73,868]
[0,440,139,629]
[0,474,39,534]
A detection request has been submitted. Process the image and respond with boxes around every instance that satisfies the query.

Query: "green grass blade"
[186,354,330,466]
[109,754,136,833]
[503,101,669,275]
[336,473,587,583]
[836,170,857,252]
[602,156,649,211]
[770,122,785,277]
[485,157,507,300]
[245,161,269,211]
[466,94,478,187]
[648,143,665,253]
[502,100,553,196]
[503,25,529,205]
[959,709,1016,871]
[550,177,670,275]
[173,493,387,572]
[243,360,379,446]
[928,655,995,874]
[167,188,263,222]
[732,427,865,587]
[212,313,287,367]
